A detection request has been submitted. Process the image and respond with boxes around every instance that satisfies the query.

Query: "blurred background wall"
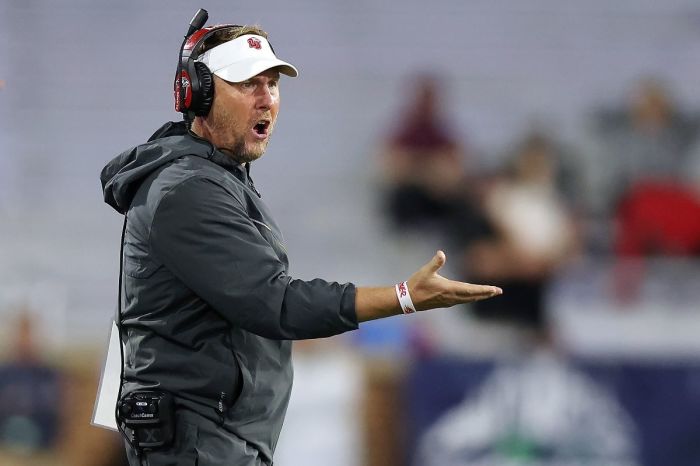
[1,1,700,465]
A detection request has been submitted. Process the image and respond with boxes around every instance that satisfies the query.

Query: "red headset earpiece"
[174,11,240,121]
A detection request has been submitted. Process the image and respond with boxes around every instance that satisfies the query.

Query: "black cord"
[119,12,206,464]
[114,215,144,466]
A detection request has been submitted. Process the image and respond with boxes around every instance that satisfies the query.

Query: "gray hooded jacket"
[100,121,358,463]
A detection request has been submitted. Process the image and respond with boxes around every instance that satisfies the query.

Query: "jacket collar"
[149,120,253,185]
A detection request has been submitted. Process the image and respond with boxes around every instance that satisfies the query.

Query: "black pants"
[124,409,268,466]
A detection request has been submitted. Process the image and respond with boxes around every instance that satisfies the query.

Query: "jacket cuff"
[339,283,359,331]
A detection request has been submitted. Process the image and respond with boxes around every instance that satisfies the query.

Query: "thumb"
[427,250,446,273]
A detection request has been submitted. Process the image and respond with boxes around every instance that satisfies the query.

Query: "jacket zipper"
[245,163,262,198]
[218,391,226,425]
[248,180,261,198]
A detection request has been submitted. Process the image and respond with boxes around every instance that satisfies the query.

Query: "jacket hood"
[101,121,214,214]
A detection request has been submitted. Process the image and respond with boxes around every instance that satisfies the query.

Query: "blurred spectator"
[615,181,700,257]
[412,128,641,462]
[610,180,700,302]
[461,131,580,329]
[577,79,700,296]
[378,74,485,241]
[0,309,62,455]
[0,307,128,466]
[582,78,700,220]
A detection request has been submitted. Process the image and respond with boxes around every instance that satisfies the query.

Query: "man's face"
[204,69,281,163]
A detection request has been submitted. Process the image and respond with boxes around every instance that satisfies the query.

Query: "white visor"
[196,34,298,83]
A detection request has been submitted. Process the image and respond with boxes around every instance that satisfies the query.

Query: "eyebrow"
[232,72,281,88]
[255,71,281,81]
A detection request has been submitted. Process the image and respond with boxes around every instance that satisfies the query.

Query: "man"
[100,19,502,466]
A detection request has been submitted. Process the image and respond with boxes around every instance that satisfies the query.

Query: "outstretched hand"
[407,250,502,311]
[354,250,503,323]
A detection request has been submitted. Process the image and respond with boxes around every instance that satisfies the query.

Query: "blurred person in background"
[412,133,641,464]
[100,14,503,466]
[378,74,485,241]
[609,81,700,258]
[0,309,63,462]
[460,131,580,330]
[614,181,700,258]
[582,78,700,248]
[0,309,129,466]
[577,79,700,297]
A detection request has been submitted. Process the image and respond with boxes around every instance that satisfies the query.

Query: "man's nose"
[255,86,274,109]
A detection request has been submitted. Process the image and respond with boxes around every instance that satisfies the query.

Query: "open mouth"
[253,120,270,136]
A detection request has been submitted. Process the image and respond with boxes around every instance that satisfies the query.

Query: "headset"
[173,9,241,122]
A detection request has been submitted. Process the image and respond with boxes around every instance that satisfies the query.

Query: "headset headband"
[183,24,241,58]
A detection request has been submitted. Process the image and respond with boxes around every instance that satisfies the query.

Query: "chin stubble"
[213,108,269,164]
[225,138,269,164]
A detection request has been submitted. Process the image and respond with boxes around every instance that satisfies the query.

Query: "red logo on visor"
[247,37,262,49]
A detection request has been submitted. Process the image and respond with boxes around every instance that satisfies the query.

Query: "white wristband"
[395,281,416,314]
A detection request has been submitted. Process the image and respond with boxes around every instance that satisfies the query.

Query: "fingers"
[427,250,446,273]
[453,282,502,301]
[412,251,503,308]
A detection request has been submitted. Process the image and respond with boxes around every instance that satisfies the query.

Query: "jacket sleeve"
[149,176,358,340]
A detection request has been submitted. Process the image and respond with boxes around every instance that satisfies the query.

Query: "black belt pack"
[118,391,175,450]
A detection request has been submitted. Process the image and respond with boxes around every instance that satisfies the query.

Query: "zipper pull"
[245,162,262,198]
[248,180,262,198]
[217,392,227,425]
[218,391,226,413]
